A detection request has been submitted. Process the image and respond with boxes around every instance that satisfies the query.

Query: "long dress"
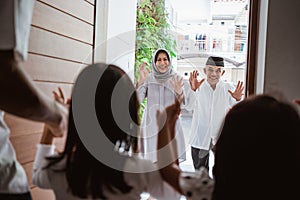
[137,73,186,163]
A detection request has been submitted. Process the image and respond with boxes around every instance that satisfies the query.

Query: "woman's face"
[155,52,170,73]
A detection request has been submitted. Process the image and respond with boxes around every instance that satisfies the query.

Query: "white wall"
[94,0,300,110]
[263,0,300,108]
[94,0,137,81]
[255,0,268,94]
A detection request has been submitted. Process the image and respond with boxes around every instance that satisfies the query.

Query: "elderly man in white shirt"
[185,56,244,171]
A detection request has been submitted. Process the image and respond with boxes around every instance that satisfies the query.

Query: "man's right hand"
[189,70,205,91]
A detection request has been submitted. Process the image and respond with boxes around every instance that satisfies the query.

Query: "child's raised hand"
[170,75,183,96]
[52,87,71,106]
[156,100,181,140]
[293,99,300,106]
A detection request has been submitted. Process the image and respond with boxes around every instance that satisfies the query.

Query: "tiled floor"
[178,115,214,200]
[179,114,214,176]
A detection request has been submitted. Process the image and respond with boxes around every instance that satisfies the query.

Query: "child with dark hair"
[156,94,300,200]
[212,95,300,199]
[32,63,181,200]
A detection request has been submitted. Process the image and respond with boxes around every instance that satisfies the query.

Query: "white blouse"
[179,167,214,200]
[33,144,181,200]
[0,111,29,193]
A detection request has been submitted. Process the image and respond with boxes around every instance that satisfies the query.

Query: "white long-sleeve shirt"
[185,80,238,150]
[32,144,181,200]
[179,167,214,200]
[0,111,29,194]
[0,0,35,61]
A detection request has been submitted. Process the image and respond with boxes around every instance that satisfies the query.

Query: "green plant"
[135,0,177,121]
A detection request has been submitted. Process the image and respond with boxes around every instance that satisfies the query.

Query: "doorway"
[167,0,260,176]
[170,0,251,91]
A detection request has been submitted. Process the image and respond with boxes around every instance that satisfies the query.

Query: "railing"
[177,38,247,55]
[176,36,248,85]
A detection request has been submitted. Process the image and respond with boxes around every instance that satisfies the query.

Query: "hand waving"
[293,99,300,106]
[228,81,244,101]
[137,62,149,87]
[170,75,184,95]
[52,87,71,106]
[45,87,70,138]
[189,70,205,91]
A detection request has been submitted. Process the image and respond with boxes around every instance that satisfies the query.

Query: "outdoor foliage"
[135,0,177,120]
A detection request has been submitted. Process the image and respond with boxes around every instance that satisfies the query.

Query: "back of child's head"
[95,64,139,150]
[213,94,300,200]
[52,63,139,198]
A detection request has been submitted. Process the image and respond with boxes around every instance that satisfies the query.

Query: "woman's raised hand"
[137,62,149,87]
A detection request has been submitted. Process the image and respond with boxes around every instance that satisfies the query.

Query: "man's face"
[204,65,225,87]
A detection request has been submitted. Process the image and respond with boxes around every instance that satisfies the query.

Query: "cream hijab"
[151,48,175,81]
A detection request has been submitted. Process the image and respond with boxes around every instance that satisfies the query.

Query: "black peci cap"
[206,56,224,67]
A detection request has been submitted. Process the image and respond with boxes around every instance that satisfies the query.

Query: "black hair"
[46,64,139,199]
[154,49,170,63]
[212,95,300,200]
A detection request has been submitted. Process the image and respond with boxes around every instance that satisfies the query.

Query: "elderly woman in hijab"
[136,48,186,163]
